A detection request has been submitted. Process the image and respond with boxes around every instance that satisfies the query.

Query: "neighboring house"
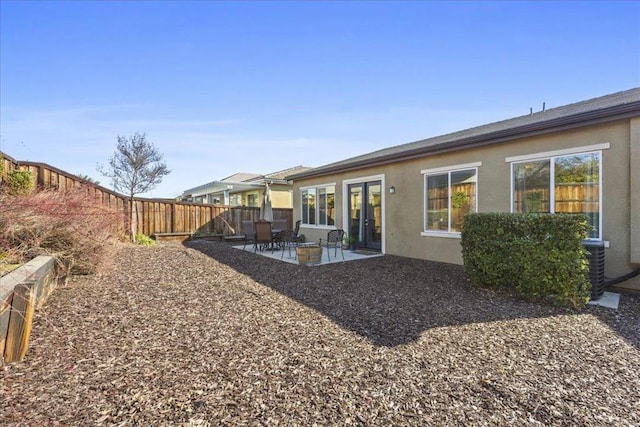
[182,166,312,208]
[287,88,640,291]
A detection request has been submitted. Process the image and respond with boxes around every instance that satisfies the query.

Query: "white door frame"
[342,174,386,253]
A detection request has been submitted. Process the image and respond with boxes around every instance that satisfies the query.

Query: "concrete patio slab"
[233,244,383,265]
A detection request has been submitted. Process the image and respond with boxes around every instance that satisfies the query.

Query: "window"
[247,193,258,207]
[423,164,479,234]
[301,188,315,225]
[512,151,601,239]
[301,184,335,226]
[318,186,335,226]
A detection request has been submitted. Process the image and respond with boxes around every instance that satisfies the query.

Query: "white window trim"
[300,182,337,228]
[420,230,463,239]
[422,163,480,236]
[509,149,603,240]
[421,161,482,175]
[300,225,336,231]
[505,143,609,163]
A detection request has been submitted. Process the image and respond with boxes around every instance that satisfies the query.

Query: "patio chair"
[291,219,306,243]
[253,220,275,253]
[279,229,300,260]
[272,219,288,232]
[242,220,256,250]
[324,229,345,261]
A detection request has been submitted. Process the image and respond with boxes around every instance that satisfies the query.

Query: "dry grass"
[2,241,639,426]
[0,188,124,275]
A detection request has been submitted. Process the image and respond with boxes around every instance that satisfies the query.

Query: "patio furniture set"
[241,220,347,262]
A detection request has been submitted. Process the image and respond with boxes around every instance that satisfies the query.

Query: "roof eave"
[288,102,640,181]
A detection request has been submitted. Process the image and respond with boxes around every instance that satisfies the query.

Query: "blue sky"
[1,1,638,198]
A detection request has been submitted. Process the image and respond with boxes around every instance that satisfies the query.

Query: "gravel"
[2,241,639,426]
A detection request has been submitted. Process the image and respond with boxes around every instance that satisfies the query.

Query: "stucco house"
[288,88,640,291]
[182,166,311,208]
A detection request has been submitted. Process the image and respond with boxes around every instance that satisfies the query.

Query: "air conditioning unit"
[583,241,606,300]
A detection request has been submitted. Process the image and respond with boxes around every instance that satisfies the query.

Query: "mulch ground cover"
[2,241,639,426]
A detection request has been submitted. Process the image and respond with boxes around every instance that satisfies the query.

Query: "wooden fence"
[513,184,600,213]
[1,151,20,181]
[0,151,293,237]
[427,181,599,214]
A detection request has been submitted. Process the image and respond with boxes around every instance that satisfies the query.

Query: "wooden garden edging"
[0,256,58,364]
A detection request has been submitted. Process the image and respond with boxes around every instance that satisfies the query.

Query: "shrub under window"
[461,212,591,307]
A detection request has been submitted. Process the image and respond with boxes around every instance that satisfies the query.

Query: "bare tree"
[98,132,170,241]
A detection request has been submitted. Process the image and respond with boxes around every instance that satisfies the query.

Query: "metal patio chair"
[279,229,300,260]
[242,220,256,250]
[272,219,288,232]
[324,229,345,261]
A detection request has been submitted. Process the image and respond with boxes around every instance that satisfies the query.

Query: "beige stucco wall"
[270,187,292,208]
[236,185,293,208]
[630,118,640,265]
[293,118,640,291]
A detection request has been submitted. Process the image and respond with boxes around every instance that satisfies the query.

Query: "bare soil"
[2,241,639,426]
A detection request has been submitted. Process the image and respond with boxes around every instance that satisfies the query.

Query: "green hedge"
[460,213,591,307]
[4,170,35,195]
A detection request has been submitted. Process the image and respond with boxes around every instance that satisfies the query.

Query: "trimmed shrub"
[461,213,591,307]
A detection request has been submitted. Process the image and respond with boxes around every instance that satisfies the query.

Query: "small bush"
[4,170,35,195]
[461,213,591,307]
[0,187,125,275]
[135,233,155,246]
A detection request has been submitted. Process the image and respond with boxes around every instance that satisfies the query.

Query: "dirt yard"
[2,241,639,425]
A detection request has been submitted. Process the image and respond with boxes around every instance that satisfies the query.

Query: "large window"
[423,164,478,234]
[301,188,316,225]
[301,184,335,226]
[512,151,601,239]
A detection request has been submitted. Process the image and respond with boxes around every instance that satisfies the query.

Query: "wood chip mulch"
[2,241,639,426]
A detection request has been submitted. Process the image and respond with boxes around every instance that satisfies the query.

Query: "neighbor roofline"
[288,101,640,180]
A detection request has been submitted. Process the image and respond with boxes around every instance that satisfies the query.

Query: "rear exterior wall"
[293,118,639,291]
